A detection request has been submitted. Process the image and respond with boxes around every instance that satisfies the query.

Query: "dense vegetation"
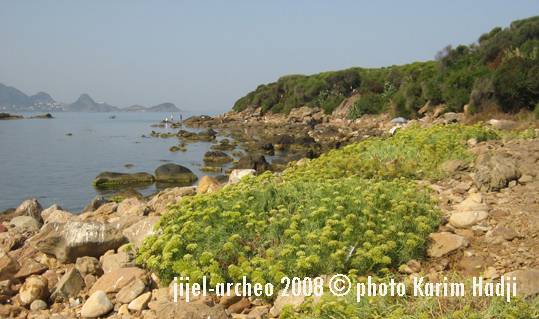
[233,16,539,119]
[137,125,499,287]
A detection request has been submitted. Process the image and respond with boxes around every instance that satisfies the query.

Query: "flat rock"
[127,291,151,311]
[93,172,154,189]
[154,163,197,184]
[504,269,539,298]
[81,290,113,318]
[14,258,47,279]
[228,169,256,185]
[0,249,20,280]
[90,267,146,294]
[116,278,146,304]
[427,232,469,258]
[30,221,127,263]
[122,216,160,248]
[449,210,488,228]
[9,216,42,232]
[51,267,84,302]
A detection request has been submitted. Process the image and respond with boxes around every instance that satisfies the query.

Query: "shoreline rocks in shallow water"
[0,112,23,120]
[92,172,155,189]
[154,163,197,184]
[203,150,233,164]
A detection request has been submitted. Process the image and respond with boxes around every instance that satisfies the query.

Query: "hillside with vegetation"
[233,16,539,119]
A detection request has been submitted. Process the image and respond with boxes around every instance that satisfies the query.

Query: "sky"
[1,1,538,114]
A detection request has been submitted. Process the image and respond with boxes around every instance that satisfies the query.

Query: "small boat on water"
[109,115,116,119]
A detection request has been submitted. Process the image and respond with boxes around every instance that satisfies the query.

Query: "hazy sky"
[1,1,538,114]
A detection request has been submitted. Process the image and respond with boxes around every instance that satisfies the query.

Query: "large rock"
[150,299,228,319]
[504,269,539,298]
[203,151,233,164]
[0,249,20,280]
[14,258,47,279]
[93,172,155,189]
[19,275,48,306]
[127,291,151,311]
[116,278,146,304]
[122,216,160,248]
[101,251,134,273]
[82,196,109,213]
[154,163,198,184]
[454,193,488,212]
[449,210,489,228]
[41,207,73,224]
[427,232,469,258]
[236,154,271,173]
[30,221,127,262]
[147,186,196,214]
[50,267,84,302]
[81,290,113,318]
[9,216,41,232]
[89,267,147,294]
[197,176,220,194]
[474,153,521,191]
[117,197,148,217]
[228,169,256,185]
[75,256,101,276]
[14,198,43,223]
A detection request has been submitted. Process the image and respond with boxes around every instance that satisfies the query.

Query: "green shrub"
[137,125,499,288]
[535,102,539,119]
[347,93,385,119]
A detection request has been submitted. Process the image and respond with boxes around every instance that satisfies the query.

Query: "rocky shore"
[1,105,539,318]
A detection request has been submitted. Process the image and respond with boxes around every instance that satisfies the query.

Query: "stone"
[30,221,127,263]
[19,275,48,306]
[41,208,72,224]
[454,193,488,212]
[486,226,519,242]
[82,196,109,213]
[228,169,256,185]
[228,298,251,314]
[14,258,47,279]
[449,210,489,228]
[154,163,197,184]
[440,160,467,174]
[236,155,270,173]
[148,187,196,214]
[116,278,146,304]
[30,299,48,311]
[219,295,242,307]
[427,232,469,258]
[75,257,101,276]
[9,216,42,232]
[474,153,521,191]
[197,176,221,194]
[51,268,84,302]
[81,290,113,318]
[14,198,43,223]
[518,174,533,184]
[127,291,151,311]
[458,256,486,276]
[122,216,160,248]
[150,299,228,319]
[0,249,20,280]
[101,251,134,273]
[203,151,233,164]
[270,282,306,317]
[484,267,500,279]
[247,305,270,318]
[90,267,146,294]
[117,197,148,217]
[93,172,155,189]
[504,269,539,298]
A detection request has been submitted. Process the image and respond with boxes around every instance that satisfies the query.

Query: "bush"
[493,57,539,112]
[137,125,499,288]
[535,102,539,119]
[347,93,385,119]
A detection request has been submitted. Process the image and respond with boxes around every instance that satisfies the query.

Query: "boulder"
[117,197,148,217]
[440,159,467,175]
[0,249,20,280]
[147,186,196,214]
[81,290,113,318]
[454,193,488,212]
[427,232,469,258]
[75,256,101,276]
[127,291,151,311]
[116,278,146,304]
[29,299,47,311]
[14,198,43,223]
[82,196,109,213]
[41,208,72,224]
[228,169,256,185]
[449,210,489,228]
[89,267,147,294]
[101,251,134,273]
[30,221,127,263]
[474,153,521,191]
[19,275,48,306]
[9,216,41,232]
[203,151,233,164]
[150,299,228,319]
[236,154,270,173]
[122,216,160,248]
[14,258,47,279]
[50,268,84,302]
[154,163,198,184]
[197,176,221,194]
[504,269,539,298]
[92,172,154,189]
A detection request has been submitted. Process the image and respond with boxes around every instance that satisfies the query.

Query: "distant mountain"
[0,82,182,112]
[147,102,180,112]
[66,94,119,112]
[0,83,61,112]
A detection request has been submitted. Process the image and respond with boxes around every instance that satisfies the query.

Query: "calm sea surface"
[0,112,223,212]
